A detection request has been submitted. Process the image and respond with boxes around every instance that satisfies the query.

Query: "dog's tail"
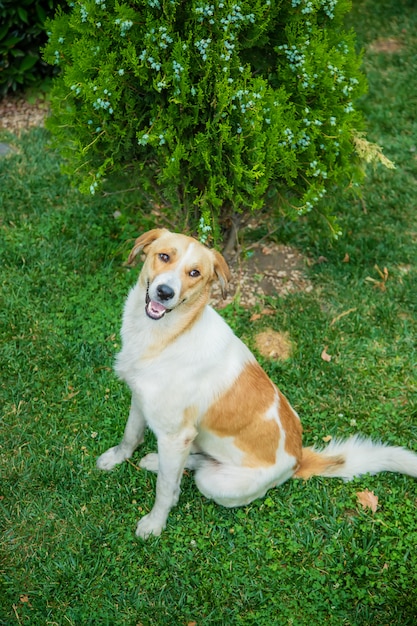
[294,435,417,481]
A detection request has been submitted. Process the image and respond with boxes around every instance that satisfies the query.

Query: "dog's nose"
[156,284,175,301]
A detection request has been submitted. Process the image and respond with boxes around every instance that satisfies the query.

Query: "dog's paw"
[139,453,159,472]
[135,513,165,539]
[96,446,127,471]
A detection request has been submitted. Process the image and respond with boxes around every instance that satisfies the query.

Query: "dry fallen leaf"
[322,435,332,443]
[321,346,332,362]
[365,265,389,291]
[250,307,276,322]
[342,253,350,263]
[357,489,378,513]
[62,387,80,401]
[330,307,357,327]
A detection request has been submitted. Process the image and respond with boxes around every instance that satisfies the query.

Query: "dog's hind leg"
[194,460,287,508]
[97,394,145,470]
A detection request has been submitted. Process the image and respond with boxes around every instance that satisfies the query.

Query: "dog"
[97,228,417,539]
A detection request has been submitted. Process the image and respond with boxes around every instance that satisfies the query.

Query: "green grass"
[1,1,417,624]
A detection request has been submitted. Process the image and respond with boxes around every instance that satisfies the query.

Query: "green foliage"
[0,0,62,95]
[43,0,366,240]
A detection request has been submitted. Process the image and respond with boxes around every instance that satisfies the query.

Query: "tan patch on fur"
[127,228,169,265]
[182,405,198,447]
[181,406,199,447]
[183,405,199,428]
[202,362,280,467]
[212,249,231,298]
[277,391,302,463]
[294,448,345,480]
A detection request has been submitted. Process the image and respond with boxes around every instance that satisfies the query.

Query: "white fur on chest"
[114,284,253,433]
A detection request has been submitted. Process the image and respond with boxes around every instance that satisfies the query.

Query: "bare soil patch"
[254,329,293,361]
[368,38,404,54]
[0,94,48,133]
[211,241,313,308]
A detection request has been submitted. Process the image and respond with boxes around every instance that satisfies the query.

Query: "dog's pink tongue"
[147,300,166,319]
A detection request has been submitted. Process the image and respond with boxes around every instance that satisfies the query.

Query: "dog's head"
[127,229,231,320]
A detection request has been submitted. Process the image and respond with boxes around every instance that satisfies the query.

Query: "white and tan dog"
[97,229,417,539]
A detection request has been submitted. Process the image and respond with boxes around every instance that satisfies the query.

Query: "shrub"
[0,0,62,95]
[44,0,367,241]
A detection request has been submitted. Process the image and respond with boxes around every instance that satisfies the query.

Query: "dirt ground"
[210,241,312,308]
[0,94,48,132]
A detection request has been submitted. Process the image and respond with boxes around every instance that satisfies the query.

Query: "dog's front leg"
[136,428,196,539]
[97,394,145,470]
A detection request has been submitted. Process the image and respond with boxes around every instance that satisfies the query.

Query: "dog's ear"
[127,228,169,266]
[212,250,231,299]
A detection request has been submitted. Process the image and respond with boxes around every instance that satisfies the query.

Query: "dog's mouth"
[145,281,187,320]
[145,290,169,320]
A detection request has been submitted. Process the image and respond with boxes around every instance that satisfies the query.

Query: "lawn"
[1,0,417,624]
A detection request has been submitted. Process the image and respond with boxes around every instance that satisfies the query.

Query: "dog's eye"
[189,269,200,278]
[158,253,170,263]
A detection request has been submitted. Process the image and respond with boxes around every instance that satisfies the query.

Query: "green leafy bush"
[0,0,62,95]
[44,0,367,240]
